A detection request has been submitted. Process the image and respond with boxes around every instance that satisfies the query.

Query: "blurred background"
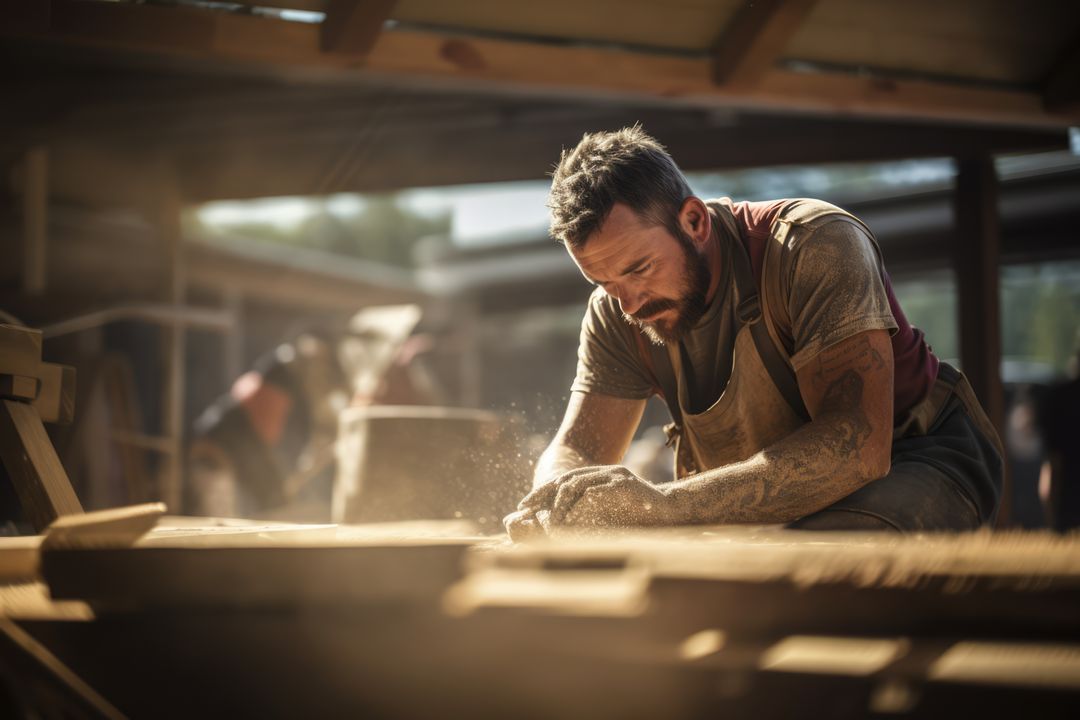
[2,0,1079,531]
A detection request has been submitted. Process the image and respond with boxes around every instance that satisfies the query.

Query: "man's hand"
[502,507,544,542]
[503,465,677,538]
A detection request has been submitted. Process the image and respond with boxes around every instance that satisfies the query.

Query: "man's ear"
[678,197,711,248]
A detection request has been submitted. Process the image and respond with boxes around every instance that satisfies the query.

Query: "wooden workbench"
[2,519,1078,718]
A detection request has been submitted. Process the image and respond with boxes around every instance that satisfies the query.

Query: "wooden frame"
[4,0,1077,129]
[712,0,820,88]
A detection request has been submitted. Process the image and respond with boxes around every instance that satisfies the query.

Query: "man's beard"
[624,228,711,346]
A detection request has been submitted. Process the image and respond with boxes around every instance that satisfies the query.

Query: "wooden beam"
[712,0,820,88]
[320,0,396,55]
[1043,33,1080,113]
[166,119,1066,201]
[2,0,1076,128]
[952,155,1008,526]
[159,180,185,514]
[0,399,83,532]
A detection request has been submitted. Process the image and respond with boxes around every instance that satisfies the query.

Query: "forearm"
[666,409,889,524]
[532,439,599,489]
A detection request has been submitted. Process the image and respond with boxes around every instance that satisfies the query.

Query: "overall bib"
[639,200,1003,530]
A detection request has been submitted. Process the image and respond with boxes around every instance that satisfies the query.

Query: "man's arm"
[560,329,894,527]
[504,391,644,539]
[532,391,646,488]
[665,329,893,523]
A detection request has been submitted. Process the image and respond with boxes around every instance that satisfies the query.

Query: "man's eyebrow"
[620,256,652,276]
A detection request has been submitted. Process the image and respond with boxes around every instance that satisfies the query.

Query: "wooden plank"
[391,0,737,52]
[0,375,38,402]
[168,118,1067,201]
[472,528,1080,639]
[214,0,328,10]
[42,503,166,551]
[0,399,82,532]
[320,0,396,55]
[42,542,473,608]
[712,0,820,87]
[953,155,1008,526]
[2,0,1076,128]
[0,540,43,585]
[1043,33,1080,112]
[30,362,75,425]
[0,324,43,380]
[785,0,1080,87]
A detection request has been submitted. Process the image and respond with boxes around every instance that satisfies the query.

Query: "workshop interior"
[1,0,1079,717]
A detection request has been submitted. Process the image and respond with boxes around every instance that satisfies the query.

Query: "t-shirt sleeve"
[570,288,656,399]
[784,217,898,371]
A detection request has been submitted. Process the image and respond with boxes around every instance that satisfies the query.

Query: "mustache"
[628,298,679,323]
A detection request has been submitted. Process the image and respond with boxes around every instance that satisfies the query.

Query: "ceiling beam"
[154,121,1070,201]
[712,0,820,88]
[3,0,1077,128]
[1043,33,1080,113]
[320,0,396,55]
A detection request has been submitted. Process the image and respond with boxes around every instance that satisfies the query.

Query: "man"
[504,126,1002,539]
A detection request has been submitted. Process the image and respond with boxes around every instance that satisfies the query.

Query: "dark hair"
[547,125,693,249]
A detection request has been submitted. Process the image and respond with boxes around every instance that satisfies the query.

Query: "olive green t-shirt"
[570,200,898,414]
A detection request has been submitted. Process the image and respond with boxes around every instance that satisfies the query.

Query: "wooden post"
[953,155,1009,526]
[222,286,244,385]
[0,399,83,532]
[22,146,48,294]
[457,300,482,408]
[160,179,186,514]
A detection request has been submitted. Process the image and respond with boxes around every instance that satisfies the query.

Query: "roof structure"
[2,0,1077,203]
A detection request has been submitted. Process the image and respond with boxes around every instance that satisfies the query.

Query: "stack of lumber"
[2,518,1077,718]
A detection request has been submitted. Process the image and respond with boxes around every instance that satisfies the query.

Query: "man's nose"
[616,285,645,317]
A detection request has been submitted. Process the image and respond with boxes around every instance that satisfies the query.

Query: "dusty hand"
[522,465,678,529]
[559,466,678,527]
[503,465,623,540]
[502,507,550,542]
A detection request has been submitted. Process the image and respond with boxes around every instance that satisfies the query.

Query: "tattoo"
[670,335,885,525]
[818,369,873,459]
[814,334,885,384]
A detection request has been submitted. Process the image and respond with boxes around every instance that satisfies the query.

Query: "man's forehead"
[569,213,672,283]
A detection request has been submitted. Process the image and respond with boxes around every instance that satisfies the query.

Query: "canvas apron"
[661,200,1003,481]
[662,200,875,477]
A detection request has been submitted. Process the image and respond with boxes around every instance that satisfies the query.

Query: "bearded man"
[505,126,1002,539]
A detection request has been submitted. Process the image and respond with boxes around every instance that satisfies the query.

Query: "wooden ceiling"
[2,0,1077,203]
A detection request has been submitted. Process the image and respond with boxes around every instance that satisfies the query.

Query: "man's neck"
[703,206,727,306]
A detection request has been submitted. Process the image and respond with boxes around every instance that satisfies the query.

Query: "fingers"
[550,469,617,524]
[562,482,625,526]
[517,481,559,512]
[518,465,612,512]
[503,508,547,542]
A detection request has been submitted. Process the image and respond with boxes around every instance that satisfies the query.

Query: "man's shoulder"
[707,197,869,241]
[776,198,864,229]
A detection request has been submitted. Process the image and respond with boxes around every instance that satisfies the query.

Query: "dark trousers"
[789,366,1003,532]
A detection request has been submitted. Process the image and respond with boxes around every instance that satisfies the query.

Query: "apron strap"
[632,327,683,431]
[729,222,812,423]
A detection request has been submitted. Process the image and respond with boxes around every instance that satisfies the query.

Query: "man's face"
[568,203,711,345]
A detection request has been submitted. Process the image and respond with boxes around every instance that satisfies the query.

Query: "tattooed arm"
[658,329,894,524]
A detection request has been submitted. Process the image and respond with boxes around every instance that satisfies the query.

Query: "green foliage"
[891,275,959,362]
[895,261,1080,378]
[190,194,451,268]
